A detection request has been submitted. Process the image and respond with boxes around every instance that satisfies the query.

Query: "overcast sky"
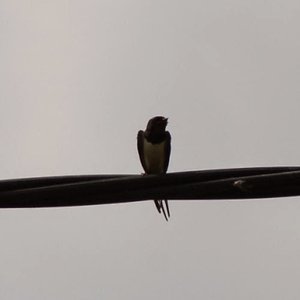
[1,0,300,299]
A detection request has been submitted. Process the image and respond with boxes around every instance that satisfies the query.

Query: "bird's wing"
[137,130,148,173]
[163,131,171,173]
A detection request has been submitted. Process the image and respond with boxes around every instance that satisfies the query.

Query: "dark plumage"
[137,116,171,220]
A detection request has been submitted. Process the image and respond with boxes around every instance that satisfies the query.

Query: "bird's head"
[146,116,168,133]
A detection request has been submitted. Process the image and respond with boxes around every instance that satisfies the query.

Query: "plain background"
[1,0,300,299]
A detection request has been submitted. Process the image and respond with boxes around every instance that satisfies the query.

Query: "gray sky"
[1,0,300,299]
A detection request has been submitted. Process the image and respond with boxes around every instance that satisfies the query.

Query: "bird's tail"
[154,200,161,214]
[154,200,170,221]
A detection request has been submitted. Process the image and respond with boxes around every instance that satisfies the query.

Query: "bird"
[137,116,171,220]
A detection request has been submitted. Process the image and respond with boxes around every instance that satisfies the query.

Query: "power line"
[0,166,300,208]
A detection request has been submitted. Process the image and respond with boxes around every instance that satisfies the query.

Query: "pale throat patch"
[143,139,166,174]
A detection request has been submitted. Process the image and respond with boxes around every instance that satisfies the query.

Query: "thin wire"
[0,166,300,208]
